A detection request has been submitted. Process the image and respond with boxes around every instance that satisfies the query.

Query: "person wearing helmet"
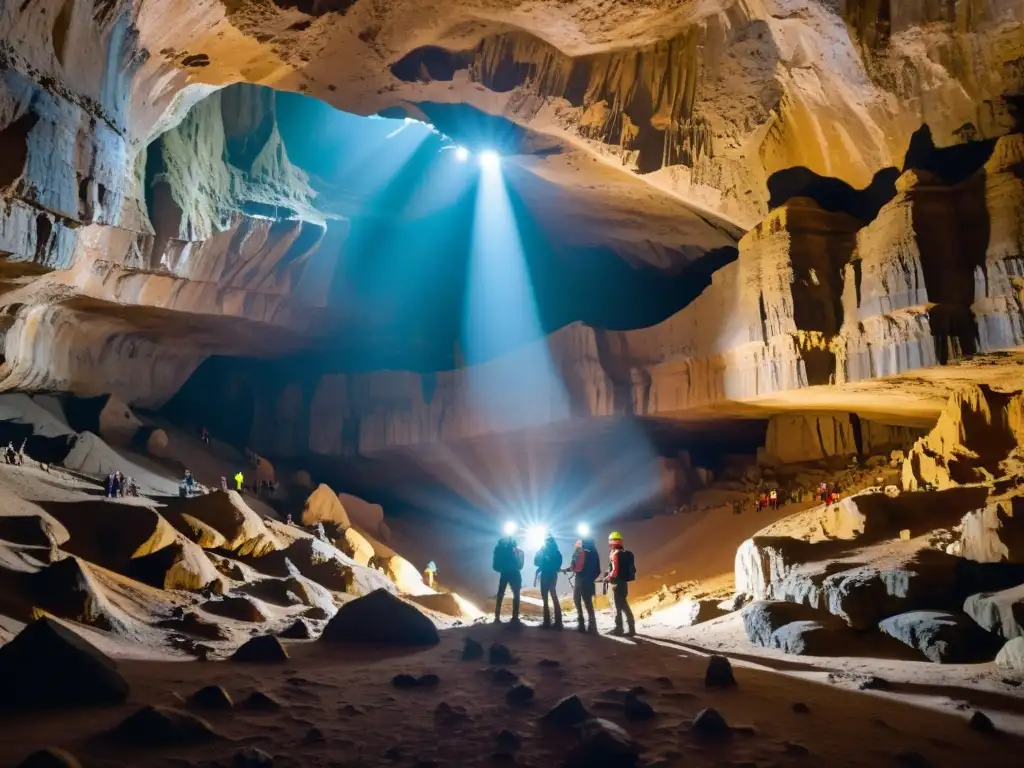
[602,531,636,637]
[565,537,600,633]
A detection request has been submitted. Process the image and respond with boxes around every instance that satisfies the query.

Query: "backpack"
[579,546,601,581]
[493,539,523,574]
[617,550,637,582]
[534,544,563,573]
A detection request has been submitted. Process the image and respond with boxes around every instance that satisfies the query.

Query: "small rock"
[489,643,515,665]
[541,694,588,727]
[705,655,736,688]
[495,729,521,750]
[110,705,218,746]
[461,637,484,661]
[188,685,233,711]
[240,691,281,711]
[279,619,313,640]
[969,711,996,733]
[16,748,81,768]
[418,673,440,687]
[506,681,534,704]
[691,708,731,741]
[654,676,673,688]
[623,691,655,721]
[783,741,809,756]
[233,747,273,767]
[791,702,810,714]
[858,676,890,691]
[231,635,289,663]
[384,746,403,761]
[393,674,419,689]
[303,727,326,744]
[487,667,519,684]
[435,701,470,725]
[566,718,639,768]
[537,658,560,668]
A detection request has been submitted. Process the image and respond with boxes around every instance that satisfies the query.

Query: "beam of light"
[478,149,501,170]
[525,525,548,550]
[454,146,470,162]
[503,520,518,536]
[576,522,591,537]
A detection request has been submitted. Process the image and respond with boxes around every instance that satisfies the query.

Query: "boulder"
[240,691,281,711]
[409,592,462,617]
[995,637,1024,671]
[879,611,998,663]
[963,584,1024,639]
[157,610,229,641]
[461,636,483,660]
[704,655,735,687]
[675,598,725,627]
[16,748,81,768]
[489,643,515,665]
[0,617,129,710]
[279,619,314,639]
[189,685,234,710]
[742,600,843,647]
[565,718,639,768]
[231,635,289,663]
[238,577,312,607]
[164,491,282,557]
[506,681,534,704]
[146,429,170,457]
[383,554,427,593]
[690,708,730,741]
[767,620,854,656]
[110,705,219,746]
[959,497,1024,563]
[321,589,439,645]
[541,695,588,727]
[340,527,374,567]
[123,538,224,593]
[291,470,313,488]
[337,493,388,541]
[201,595,267,623]
[300,484,351,528]
[97,394,144,443]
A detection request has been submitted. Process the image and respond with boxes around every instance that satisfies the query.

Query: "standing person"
[534,533,563,630]
[106,471,119,498]
[424,561,438,589]
[234,471,244,491]
[602,531,636,637]
[492,531,524,625]
[769,488,779,511]
[566,537,600,633]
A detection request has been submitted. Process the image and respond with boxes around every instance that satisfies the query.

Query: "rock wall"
[761,413,923,465]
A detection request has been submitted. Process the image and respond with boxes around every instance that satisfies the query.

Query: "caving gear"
[493,536,524,624]
[606,540,636,636]
[608,531,623,542]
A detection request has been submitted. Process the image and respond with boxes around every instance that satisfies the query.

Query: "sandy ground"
[2,621,1022,767]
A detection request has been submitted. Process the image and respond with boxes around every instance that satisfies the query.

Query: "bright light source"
[503,521,518,536]
[525,525,547,549]
[454,146,470,162]
[478,149,501,170]
[576,522,591,537]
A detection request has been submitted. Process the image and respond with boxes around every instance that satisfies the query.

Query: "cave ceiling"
[0,0,1022,420]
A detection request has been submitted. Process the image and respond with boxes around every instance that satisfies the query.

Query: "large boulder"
[321,589,439,646]
[878,610,998,663]
[97,394,144,443]
[163,491,282,557]
[673,598,725,627]
[742,600,845,648]
[996,637,1024,671]
[963,584,1024,639]
[339,527,374,567]
[122,538,223,593]
[146,429,170,457]
[0,617,129,710]
[337,493,390,542]
[766,620,855,656]
[959,496,1024,563]
[300,484,350,528]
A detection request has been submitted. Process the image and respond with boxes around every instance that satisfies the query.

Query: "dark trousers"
[613,581,634,632]
[539,572,562,626]
[495,571,522,620]
[573,578,596,629]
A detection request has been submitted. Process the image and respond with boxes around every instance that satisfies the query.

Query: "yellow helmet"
[608,531,623,541]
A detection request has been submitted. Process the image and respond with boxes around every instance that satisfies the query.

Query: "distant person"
[114,470,125,498]
[220,476,228,491]
[4,442,15,464]
[182,469,197,495]
[234,471,244,491]
[818,481,829,504]
[492,531,524,625]
[602,531,636,637]
[200,426,210,445]
[285,513,293,526]
[424,560,437,589]
[829,488,840,505]
[769,488,779,511]
[534,533,564,630]
[566,537,600,633]
[106,471,120,498]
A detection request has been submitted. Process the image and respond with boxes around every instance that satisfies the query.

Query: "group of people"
[3,441,23,465]
[107,470,139,498]
[492,529,637,637]
[818,481,841,505]
[754,488,781,512]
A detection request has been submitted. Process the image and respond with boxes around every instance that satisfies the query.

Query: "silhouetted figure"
[4,442,16,465]
[534,533,563,630]
[200,426,210,445]
[603,531,635,637]
[220,476,228,491]
[234,471,244,491]
[424,561,437,589]
[819,481,829,503]
[769,488,779,511]
[106,471,120,498]
[492,534,524,624]
[566,537,600,633]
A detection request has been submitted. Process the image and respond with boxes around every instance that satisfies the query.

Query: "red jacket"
[608,549,621,580]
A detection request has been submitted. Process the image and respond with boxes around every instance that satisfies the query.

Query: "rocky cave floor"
[1,386,1024,766]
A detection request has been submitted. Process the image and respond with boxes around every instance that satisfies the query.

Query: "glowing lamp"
[454,146,470,162]
[502,521,518,536]
[478,149,501,170]
[525,525,547,549]
[576,522,591,537]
